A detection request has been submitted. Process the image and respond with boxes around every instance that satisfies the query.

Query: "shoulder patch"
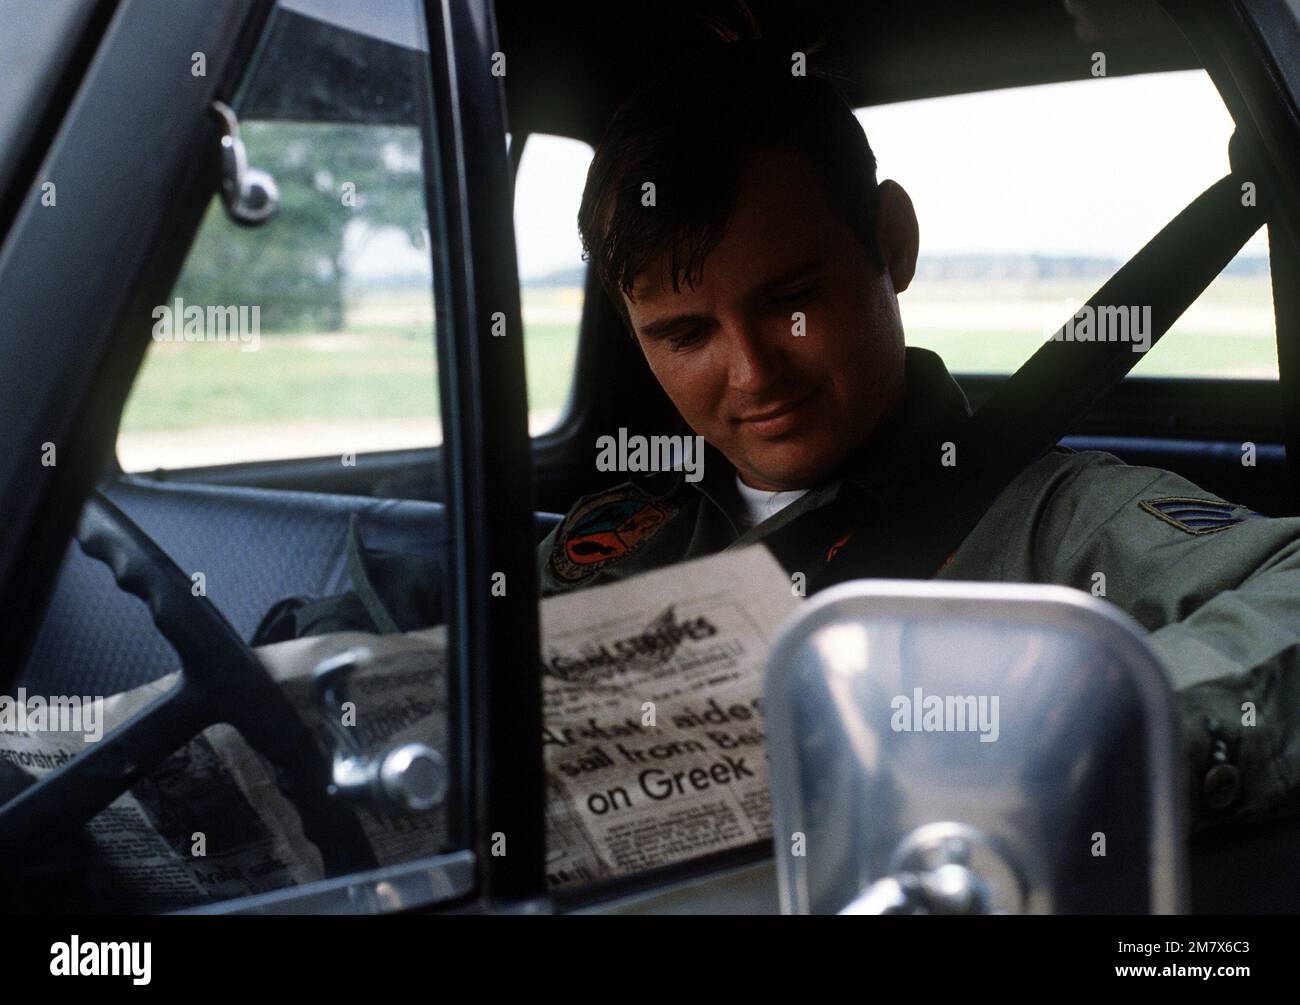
[1139,496,1261,536]
[549,487,680,583]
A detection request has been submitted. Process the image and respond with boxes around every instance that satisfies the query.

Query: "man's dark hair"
[577,37,882,333]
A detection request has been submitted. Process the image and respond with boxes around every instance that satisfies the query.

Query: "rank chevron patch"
[1139,496,1262,536]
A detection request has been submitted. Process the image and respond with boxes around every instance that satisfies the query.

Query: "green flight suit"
[537,347,1300,832]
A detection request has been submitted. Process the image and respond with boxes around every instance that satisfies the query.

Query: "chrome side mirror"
[765,581,1186,914]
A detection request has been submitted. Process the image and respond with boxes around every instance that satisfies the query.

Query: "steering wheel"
[0,491,376,879]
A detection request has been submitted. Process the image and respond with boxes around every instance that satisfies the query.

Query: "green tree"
[174,122,426,333]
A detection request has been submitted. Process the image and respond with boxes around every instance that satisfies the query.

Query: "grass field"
[120,323,579,431]
[118,285,580,468]
[898,275,1278,379]
[118,277,1276,470]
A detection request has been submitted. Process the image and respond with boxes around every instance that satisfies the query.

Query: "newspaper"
[538,545,797,889]
[0,674,327,911]
[0,545,798,908]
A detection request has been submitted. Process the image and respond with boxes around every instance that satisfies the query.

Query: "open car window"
[117,126,591,473]
[858,68,1275,379]
[117,115,438,472]
[116,1,440,473]
[516,133,593,435]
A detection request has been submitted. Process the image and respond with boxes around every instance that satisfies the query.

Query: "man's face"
[624,146,916,492]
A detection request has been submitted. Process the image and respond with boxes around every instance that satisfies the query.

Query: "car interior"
[4,0,1300,912]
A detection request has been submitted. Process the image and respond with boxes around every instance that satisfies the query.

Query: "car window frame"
[178,0,549,913]
[0,0,547,915]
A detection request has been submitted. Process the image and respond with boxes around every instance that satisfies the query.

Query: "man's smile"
[734,387,819,439]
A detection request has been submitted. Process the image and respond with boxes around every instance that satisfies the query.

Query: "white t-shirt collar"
[733,473,809,529]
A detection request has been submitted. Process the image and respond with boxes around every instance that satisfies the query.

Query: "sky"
[358,68,1266,282]
[856,69,1263,258]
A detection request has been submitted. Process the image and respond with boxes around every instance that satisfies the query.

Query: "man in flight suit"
[534,39,1300,832]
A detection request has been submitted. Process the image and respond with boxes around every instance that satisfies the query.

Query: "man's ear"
[874,179,919,294]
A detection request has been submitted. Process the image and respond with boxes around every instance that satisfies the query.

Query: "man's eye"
[667,327,706,351]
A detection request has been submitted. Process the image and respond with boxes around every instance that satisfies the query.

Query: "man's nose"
[724,321,787,393]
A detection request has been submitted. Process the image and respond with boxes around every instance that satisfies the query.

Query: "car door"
[0,0,546,913]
